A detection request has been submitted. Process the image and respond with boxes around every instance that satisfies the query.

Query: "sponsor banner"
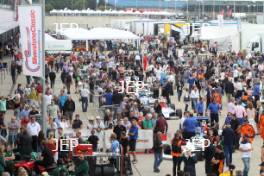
[18,6,43,77]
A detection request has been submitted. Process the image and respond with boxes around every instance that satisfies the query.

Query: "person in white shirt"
[190,86,200,112]
[80,86,89,112]
[60,117,69,129]
[94,116,105,150]
[27,116,41,152]
[234,80,243,98]
[233,68,239,79]
[239,135,253,176]
[135,53,141,66]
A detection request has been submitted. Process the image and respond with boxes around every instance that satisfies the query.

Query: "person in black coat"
[10,61,16,85]
[65,73,72,94]
[17,128,32,160]
[49,70,56,89]
[113,119,126,141]
[162,81,172,104]
[204,136,215,174]
[63,96,75,123]
[225,79,234,98]
[183,151,197,176]
[112,89,123,105]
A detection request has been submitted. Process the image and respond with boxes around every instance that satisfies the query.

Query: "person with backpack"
[171,132,185,176]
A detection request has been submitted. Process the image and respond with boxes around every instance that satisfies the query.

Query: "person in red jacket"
[154,114,168,134]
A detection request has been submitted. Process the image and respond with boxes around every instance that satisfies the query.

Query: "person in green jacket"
[4,145,15,175]
[142,113,153,129]
[75,153,89,176]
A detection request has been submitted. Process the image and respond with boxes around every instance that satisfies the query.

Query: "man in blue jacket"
[208,99,220,127]
[183,114,199,139]
[196,98,204,116]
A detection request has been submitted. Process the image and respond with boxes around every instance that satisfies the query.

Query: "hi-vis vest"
[171,141,183,157]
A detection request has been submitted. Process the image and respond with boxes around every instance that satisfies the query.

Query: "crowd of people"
[0,33,264,176]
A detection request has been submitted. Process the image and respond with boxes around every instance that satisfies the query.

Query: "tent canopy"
[60,28,92,41]
[200,26,238,40]
[45,33,72,51]
[61,27,140,40]
[45,33,57,41]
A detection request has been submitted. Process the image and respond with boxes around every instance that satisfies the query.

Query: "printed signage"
[18,6,43,77]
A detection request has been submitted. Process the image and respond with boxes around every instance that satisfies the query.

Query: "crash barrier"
[63,128,154,151]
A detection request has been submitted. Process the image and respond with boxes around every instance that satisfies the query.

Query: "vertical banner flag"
[227,7,233,18]
[18,6,43,77]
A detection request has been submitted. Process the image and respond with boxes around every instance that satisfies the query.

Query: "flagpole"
[40,0,47,136]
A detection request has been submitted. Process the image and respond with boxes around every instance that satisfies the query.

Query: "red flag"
[143,55,148,71]
[220,9,225,16]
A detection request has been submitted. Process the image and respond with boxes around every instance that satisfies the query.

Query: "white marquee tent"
[59,28,92,41]
[45,33,72,51]
[60,27,140,40]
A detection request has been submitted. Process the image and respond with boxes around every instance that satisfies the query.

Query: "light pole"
[186,0,189,20]
[39,0,47,136]
[213,0,215,19]
[234,1,236,13]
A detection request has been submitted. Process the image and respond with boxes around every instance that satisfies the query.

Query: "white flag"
[18,6,43,77]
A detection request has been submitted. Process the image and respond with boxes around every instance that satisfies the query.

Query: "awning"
[61,27,140,40]
[0,9,18,35]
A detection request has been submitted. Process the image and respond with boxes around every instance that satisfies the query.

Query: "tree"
[87,0,97,10]
[98,0,105,7]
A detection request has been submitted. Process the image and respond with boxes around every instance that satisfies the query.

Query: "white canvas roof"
[200,26,238,40]
[0,9,18,35]
[61,27,139,40]
[45,33,72,51]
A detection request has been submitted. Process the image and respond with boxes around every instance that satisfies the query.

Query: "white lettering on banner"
[18,6,42,77]
[183,137,211,152]
[52,138,79,152]
[118,81,149,94]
